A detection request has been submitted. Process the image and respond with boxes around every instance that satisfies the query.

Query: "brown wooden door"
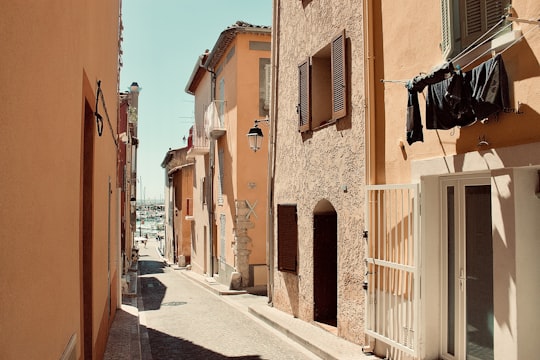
[313,213,337,326]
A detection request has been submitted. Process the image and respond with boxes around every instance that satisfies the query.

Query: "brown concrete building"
[161,145,194,266]
[185,22,272,289]
[118,83,140,275]
[0,1,124,359]
[269,0,540,359]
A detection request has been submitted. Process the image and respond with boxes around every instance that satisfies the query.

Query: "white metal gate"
[365,184,420,359]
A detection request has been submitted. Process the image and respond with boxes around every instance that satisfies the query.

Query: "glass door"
[442,177,494,360]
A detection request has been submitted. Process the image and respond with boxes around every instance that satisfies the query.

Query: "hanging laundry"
[466,54,510,120]
[405,54,510,145]
[425,70,476,130]
[406,62,454,144]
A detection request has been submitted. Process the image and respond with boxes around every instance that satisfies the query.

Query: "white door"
[441,177,494,360]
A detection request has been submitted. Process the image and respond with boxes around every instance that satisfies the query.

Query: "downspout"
[364,0,376,187]
[267,0,280,305]
[363,0,377,353]
[206,66,217,278]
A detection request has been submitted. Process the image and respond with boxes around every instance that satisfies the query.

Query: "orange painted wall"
[235,33,271,266]
[213,31,271,276]
[0,1,121,359]
[181,165,194,260]
[373,0,540,184]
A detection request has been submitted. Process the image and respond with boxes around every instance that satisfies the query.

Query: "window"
[218,78,225,127]
[298,30,347,132]
[259,58,271,116]
[277,204,298,273]
[217,148,224,206]
[441,0,511,59]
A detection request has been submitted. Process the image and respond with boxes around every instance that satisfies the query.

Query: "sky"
[120,1,272,202]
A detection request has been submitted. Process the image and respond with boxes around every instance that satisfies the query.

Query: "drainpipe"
[205,67,216,278]
[267,0,280,306]
[364,0,376,187]
[363,0,377,353]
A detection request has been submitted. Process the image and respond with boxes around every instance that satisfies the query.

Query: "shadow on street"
[145,326,263,360]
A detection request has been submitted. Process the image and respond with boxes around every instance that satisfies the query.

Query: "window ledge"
[455,30,522,69]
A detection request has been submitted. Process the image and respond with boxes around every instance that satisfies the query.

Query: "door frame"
[440,174,493,360]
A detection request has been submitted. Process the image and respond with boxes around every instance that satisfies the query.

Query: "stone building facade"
[270,0,367,344]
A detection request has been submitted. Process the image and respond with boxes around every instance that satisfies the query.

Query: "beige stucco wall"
[0,1,121,359]
[179,164,194,263]
[189,71,212,276]
[272,0,366,344]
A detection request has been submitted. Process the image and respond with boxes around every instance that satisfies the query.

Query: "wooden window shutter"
[462,0,484,47]
[298,59,311,132]
[331,30,347,120]
[486,0,510,28]
[277,204,298,273]
[462,0,509,48]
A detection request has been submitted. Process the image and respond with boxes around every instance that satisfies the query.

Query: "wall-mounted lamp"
[130,197,137,206]
[247,116,269,152]
[130,82,141,92]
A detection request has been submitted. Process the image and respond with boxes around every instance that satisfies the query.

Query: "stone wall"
[272,0,368,344]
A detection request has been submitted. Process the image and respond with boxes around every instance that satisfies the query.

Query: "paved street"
[137,241,320,360]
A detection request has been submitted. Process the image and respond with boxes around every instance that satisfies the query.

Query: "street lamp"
[247,116,269,152]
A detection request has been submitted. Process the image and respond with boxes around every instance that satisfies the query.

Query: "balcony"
[186,122,209,159]
[206,101,226,139]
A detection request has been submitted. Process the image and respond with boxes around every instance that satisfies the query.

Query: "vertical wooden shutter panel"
[277,204,298,273]
[331,30,347,120]
[441,0,453,58]
[486,0,506,28]
[298,59,311,132]
[465,0,483,36]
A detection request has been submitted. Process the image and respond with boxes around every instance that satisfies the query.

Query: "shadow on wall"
[283,271,300,318]
[454,37,540,155]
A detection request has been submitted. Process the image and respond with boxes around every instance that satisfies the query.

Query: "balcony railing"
[186,121,209,159]
[205,100,226,139]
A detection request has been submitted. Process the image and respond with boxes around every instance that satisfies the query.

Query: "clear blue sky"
[120,1,272,202]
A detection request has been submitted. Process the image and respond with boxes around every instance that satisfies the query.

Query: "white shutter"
[440,0,454,59]
[264,63,271,110]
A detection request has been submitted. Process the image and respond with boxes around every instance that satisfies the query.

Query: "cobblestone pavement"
[138,243,320,360]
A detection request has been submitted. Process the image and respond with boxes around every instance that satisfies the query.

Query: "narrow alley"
[117,239,322,360]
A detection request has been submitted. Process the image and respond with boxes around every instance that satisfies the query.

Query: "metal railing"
[365,184,420,359]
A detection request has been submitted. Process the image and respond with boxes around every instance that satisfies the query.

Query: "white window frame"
[441,0,513,62]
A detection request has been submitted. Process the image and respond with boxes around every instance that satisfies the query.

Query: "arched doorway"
[313,199,337,327]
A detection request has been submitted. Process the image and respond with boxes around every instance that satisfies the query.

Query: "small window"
[259,58,271,116]
[277,204,298,273]
[441,0,511,59]
[217,148,224,206]
[297,30,347,132]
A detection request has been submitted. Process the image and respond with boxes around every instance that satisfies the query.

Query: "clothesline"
[451,16,510,64]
